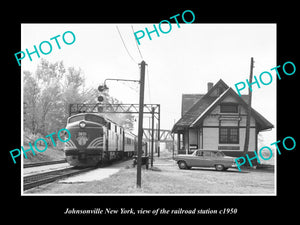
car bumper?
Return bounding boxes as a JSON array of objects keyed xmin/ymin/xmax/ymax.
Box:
[{"xmin": 231, "ymin": 163, "xmax": 238, "ymax": 168}]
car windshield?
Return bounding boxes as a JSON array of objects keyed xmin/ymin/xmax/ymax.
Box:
[
  {"xmin": 194, "ymin": 151, "xmax": 203, "ymax": 156},
  {"xmin": 85, "ymin": 114, "xmax": 106, "ymax": 125},
  {"xmin": 68, "ymin": 114, "xmax": 106, "ymax": 125},
  {"xmin": 68, "ymin": 115, "xmax": 85, "ymax": 123}
]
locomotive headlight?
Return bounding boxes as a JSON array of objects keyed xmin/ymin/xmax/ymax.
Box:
[{"xmin": 79, "ymin": 121, "xmax": 86, "ymax": 128}]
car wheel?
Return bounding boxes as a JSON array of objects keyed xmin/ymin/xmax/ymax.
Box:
[
  {"xmin": 178, "ymin": 161, "xmax": 188, "ymax": 169},
  {"xmin": 215, "ymin": 164, "xmax": 225, "ymax": 171}
]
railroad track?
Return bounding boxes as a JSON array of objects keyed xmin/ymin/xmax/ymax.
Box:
[
  {"xmin": 23, "ymin": 159, "xmax": 66, "ymax": 168},
  {"xmin": 23, "ymin": 167, "xmax": 94, "ymax": 191}
]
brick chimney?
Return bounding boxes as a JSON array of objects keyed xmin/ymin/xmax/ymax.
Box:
[{"xmin": 207, "ymin": 82, "xmax": 214, "ymax": 92}]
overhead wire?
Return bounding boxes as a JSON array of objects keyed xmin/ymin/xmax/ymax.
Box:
[
  {"xmin": 130, "ymin": 25, "xmax": 150, "ymax": 103},
  {"xmin": 116, "ymin": 25, "xmax": 138, "ymax": 64},
  {"xmin": 131, "ymin": 25, "xmax": 144, "ymax": 61},
  {"xmin": 115, "ymin": 25, "xmax": 151, "ymax": 104}
]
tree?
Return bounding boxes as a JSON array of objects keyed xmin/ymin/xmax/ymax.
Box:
[
  {"xmin": 35, "ymin": 59, "xmax": 64, "ymax": 135},
  {"xmin": 23, "ymin": 71, "xmax": 40, "ymax": 134},
  {"xmin": 23, "ymin": 58, "xmax": 136, "ymax": 144},
  {"xmin": 23, "ymin": 59, "xmax": 86, "ymax": 138}
]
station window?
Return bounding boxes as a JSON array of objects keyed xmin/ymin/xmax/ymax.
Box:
[
  {"xmin": 220, "ymin": 103, "xmax": 238, "ymax": 113},
  {"xmin": 219, "ymin": 127, "xmax": 239, "ymax": 144}
]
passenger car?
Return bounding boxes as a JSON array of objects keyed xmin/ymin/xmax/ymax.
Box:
[{"xmin": 174, "ymin": 149, "xmax": 237, "ymax": 171}]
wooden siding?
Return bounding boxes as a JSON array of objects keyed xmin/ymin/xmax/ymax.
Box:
[
  {"xmin": 197, "ymin": 94, "xmax": 257, "ymax": 152},
  {"xmin": 201, "ymin": 127, "xmax": 256, "ymax": 152}
]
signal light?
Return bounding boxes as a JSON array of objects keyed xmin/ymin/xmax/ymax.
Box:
[
  {"xmin": 98, "ymin": 84, "xmax": 108, "ymax": 103},
  {"xmin": 98, "ymin": 96, "xmax": 104, "ymax": 102},
  {"xmin": 98, "ymin": 84, "xmax": 108, "ymax": 92}
]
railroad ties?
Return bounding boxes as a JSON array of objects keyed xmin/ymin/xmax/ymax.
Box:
[{"xmin": 23, "ymin": 167, "xmax": 93, "ymax": 191}]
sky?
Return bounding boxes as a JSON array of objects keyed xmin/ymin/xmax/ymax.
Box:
[{"xmin": 21, "ymin": 23, "xmax": 276, "ymax": 145}]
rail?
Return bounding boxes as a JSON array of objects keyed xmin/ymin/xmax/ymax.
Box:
[
  {"xmin": 23, "ymin": 167, "xmax": 94, "ymax": 191},
  {"xmin": 23, "ymin": 159, "xmax": 66, "ymax": 168}
]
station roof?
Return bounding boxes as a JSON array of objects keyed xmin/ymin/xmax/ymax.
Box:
[{"xmin": 172, "ymin": 79, "xmax": 274, "ymax": 133}]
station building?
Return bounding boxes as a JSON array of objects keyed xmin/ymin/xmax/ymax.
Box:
[{"xmin": 171, "ymin": 79, "xmax": 274, "ymax": 158}]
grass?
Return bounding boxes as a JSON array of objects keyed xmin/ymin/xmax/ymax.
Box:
[
  {"xmin": 22, "ymin": 144, "xmax": 65, "ymax": 164},
  {"xmin": 25, "ymin": 156, "xmax": 275, "ymax": 195}
]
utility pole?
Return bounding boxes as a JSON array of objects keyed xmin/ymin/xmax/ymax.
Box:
[
  {"xmin": 151, "ymin": 107, "xmax": 155, "ymax": 167},
  {"xmin": 157, "ymin": 104, "xmax": 160, "ymax": 157},
  {"xmin": 137, "ymin": 60, "xmax": 146, "ymax": 188},
  {"xmin": 243, "ymin": 57, "xmax": 254, "ymax": 157}
]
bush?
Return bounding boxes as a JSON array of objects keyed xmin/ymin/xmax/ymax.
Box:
[
  {"xmin": 23, "ymin": 128, "xmax": 44, "ymax": 145},
  {"xmin": 23, "ymin": 128, "xmax": 62, "ymax": 148}
]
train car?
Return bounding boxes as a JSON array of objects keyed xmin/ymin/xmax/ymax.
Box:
[
  {"xmin": 64, "ymin": 113, "xmax": 136, "ymax": 167},
  {"xmin": 124, "ymin": 132, "xmax": 137, "ymax": 158}
]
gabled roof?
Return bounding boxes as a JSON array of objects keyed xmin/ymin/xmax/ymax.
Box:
[
  {"xmin": 172, "ymin": 79, "xmax": 227, "ymax": 131},
  {"xmin": 181, "ymin": 94, "xmax": 204, "ymax": 116},
  {"xmin": 172, "ymin": 79, "xmax": 274, "ymax": 132}
]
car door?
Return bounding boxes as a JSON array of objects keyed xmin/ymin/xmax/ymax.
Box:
[
  {"xmin": 211, "ymin": 151, "xmax": 224, "ymax": 166},
  {"xmin": 189, "ymin": 150, "xmax": 206, "ymax": 167},
  {"xmin": 187, "ymin": 150, "xmax": 202, "ymax": 167},
  {"xmin": 202, "ymin": 151, "xmax": 213, "ymax": 167}
]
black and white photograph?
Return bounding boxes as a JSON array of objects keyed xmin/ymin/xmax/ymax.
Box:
[
  {"xmin": 4, "ymin": 5, "xmax": 298, "ymax": 220},
  {"xmin": 20, "ymin": 23, "xmax": 277, "ymax": 195}
]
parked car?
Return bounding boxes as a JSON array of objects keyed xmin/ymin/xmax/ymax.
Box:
[{"xmin": 174, "ymin": 149, "xmax": 237, "ymax": 171}]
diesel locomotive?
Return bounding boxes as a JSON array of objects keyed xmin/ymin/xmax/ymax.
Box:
[{"xmin": 64, "ymin": 113, "xmax": 145, "ymax": 167}]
